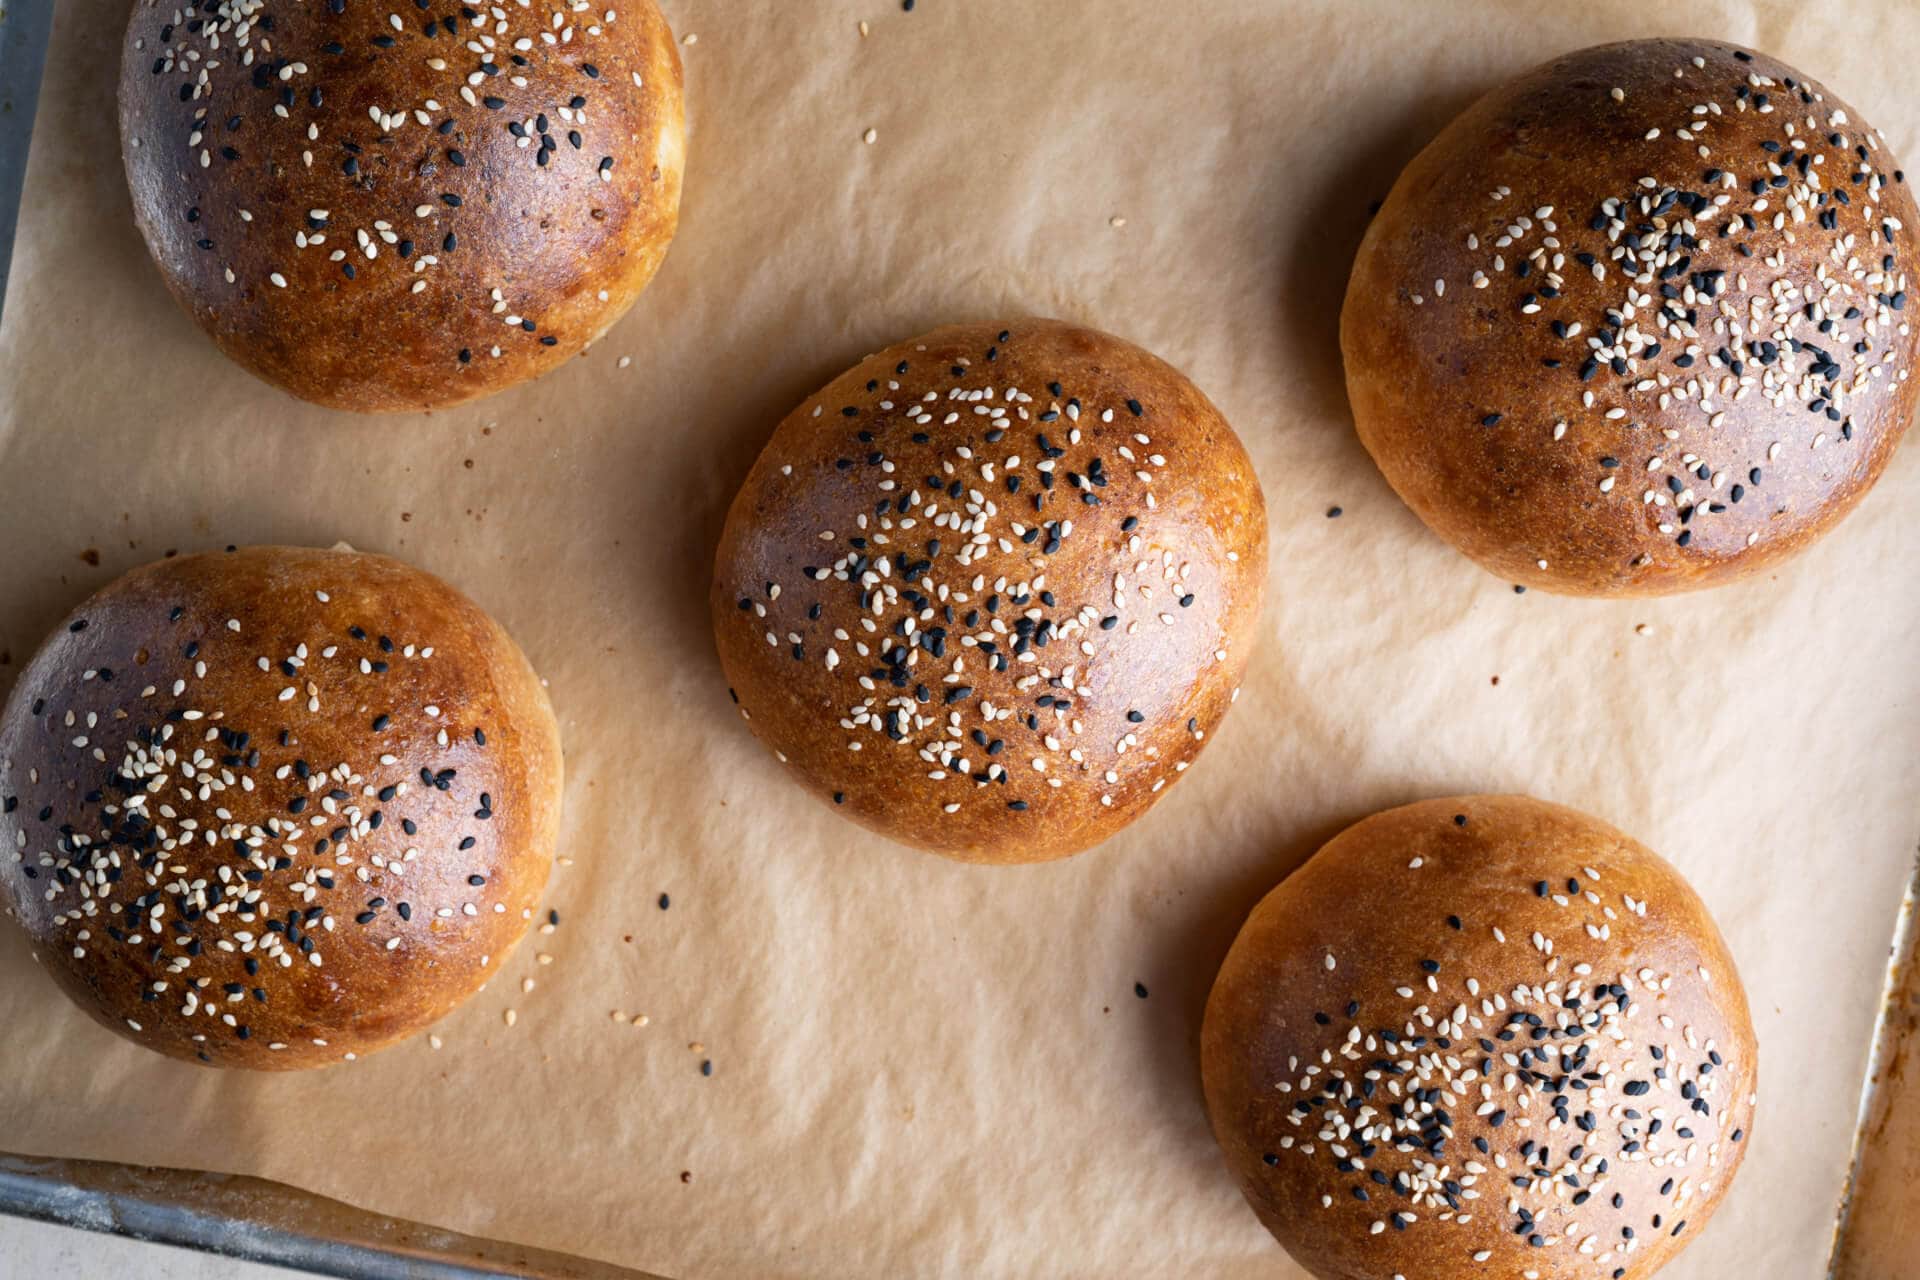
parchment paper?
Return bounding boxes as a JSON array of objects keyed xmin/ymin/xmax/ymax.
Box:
[{"xmin": 1, "ymin": 2, "xmax": 1916, "ymax": 1277}]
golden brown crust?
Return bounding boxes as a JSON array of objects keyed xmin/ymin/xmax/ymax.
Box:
[
  {"xmin": 1202, "ymin": 796, "xmax": 1757, "ymax": 1280},
  {"xmin": 118, "ymin": 0, "xmax": 686, "ymax": 412},
  {"xmin": 1343, "ymin": 38, "xmax": 1918, "ymax": 595},
  {"xmin": 0, "ymin": 547, "xmax": 563, "ymax": 1069},
  {"xmin": 711, "ymin": 320, "xmax": 1267, "ymax": 864}
]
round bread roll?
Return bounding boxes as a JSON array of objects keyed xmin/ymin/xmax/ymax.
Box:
[
  {"xmin": 1202, "ymin": 796, "xmax": 1757, "ymax": 1279},
  {"xmin": 711, "ymin": 320, "xmax": 1268, "ymax": 864},
  {"xmin": 0, "ymin": 547, "xmax": 563, "ymax": 1069},
  {"xmin": 119, "ymin": 0, "xmax": 685, "ymax": 412},
  {"xmin": 1343, "ymin": 38, "xmax": 1917, "ymax": 595}
]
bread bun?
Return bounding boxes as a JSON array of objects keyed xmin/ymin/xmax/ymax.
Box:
[
  {"xmin": 119, "ymin": 0, "xmax": 685, "ymax": 412},
  {"xmin": 1343, "ymin": 38, "xmax": 1917, "ymax": 595},
  {"xmin": 1202, "ymin": 796, "xmax": 1757, "ymax": 1279},
  {"xmin": 0, "ymin": 547, "xmax": 563, "ymax": 1069},
  {"xmin": 711, "ymin": 320, "xmax": 1267, "ymax": 864}
]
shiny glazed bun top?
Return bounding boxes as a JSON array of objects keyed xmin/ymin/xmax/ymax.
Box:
[
  {"xmin": 0, "ymin": 547, "xmax": 563, "ymax": 1069},
  {"xmin": 119, "ymin": 0, "xmax": 686, "ymax": 411},
  {"xmin": 712, "ymin": 320, "xmax": 1268, "ymax": 864},
  {"xmin": 1202, "ymin": 796, "xmax": 1757, "ymax": 1280},
  {"xmin": 1344, "ymin": 39, "xmax": 1917, "ymax": 595}
]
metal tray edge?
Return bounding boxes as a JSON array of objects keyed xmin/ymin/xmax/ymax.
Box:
[{"xmin": 0, "ymin": 1153, "xmax": 668, "ymax": 1280}]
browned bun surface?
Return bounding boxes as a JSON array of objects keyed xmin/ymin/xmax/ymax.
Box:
[
  {"xmin": 1343, "ymin": 38, "xmax": 1918, "ymax": 595},
  {"xmin": 0, "ymin": 547, "xmax": 563, "ymax": 1069},
  {"xmin": 711, "ymin": 320, "xmax": 1268, "ymax": 864},
  {"xmin": 1202, "ymin": 796, "xmax": 1757, "ymax": 1279},
  {"xmin": 119, "ymin": 0, "xmax": 685, "ymax": 412}
]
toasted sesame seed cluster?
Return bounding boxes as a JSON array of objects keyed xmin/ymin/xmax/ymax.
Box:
[
  {"xmin": 711, "ymin": 320, "xmax": 1268, "ymax": 863},
  {"xmin": 1203, "ymin": 796, "xmax": 1757, "ymax": 1280},
  {"xmin": 118, "ymin": 0, "xmax": 686, "ymax": 411},
  {"xmin": 1344, "ymin": 39, "xmax": 1918, "ymax": 595},
  {"xmin": 0, "ymin": 547, "xmax": 563, "ymax": 1068}
]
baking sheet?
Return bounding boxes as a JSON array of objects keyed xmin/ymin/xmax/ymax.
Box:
[
  {"xmin": 0, "ymin": 1153, "xmax": 667, "ymax": 1280},
  {"xmin": 1832, "ymin": 859, "xmax": 1920, "ymax": 1278},
  {"xmin": 0, "ymin": 0, "xmax": 56, "ymax": 322},
  {"xmin": 0, "ymin": 1, "xmax": 1916, "ymax": 1277}
]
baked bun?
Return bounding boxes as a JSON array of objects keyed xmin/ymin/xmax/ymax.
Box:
[
  {"xmin": 118, "ymin": 0, "xmax": 685, "ymax": 411},
  {"xmin": 0, "ymin": 547, "xmax": 562, "ymax": 1069},
  {"xmin": 1202, "ymin": 796, "xmax": 1757, "ymax": 1279},
  {"xmin": 711, "ymin": 320, "xmax": 1267, "ymax": 864},
  {"xmin": 1343, "ymin": 38, "xmax": 1917, "ymax": 595}
]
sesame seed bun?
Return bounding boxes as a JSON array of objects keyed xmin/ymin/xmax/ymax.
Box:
[
  {"xmin": 1201, "ymin": 795, "xmax": 1757, "ymax": 1279},
  {"xmin": 1342, "ymin": 38, "xmax": 1917, "ymax": 595},
  {"xmin": 0, "ymin": 547, "xmax": 563, "ymax": 1069},
  {"xmin": 711, "ymin": 320, "xmax": 1268, "ymax": 864},
  {"xmin": 118, "ymin": 0, "xmax": 685, "ymax": 412}
]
